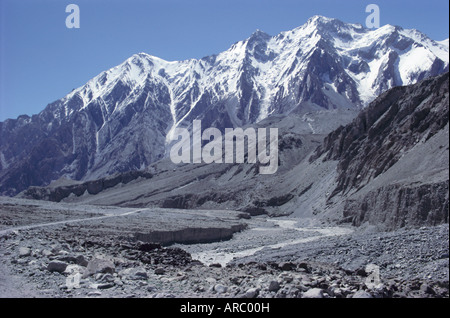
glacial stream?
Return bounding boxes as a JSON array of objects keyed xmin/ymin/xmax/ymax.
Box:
[{"xmin": 181, "ymin": 218, "xmax": 354, "ymax": 266}]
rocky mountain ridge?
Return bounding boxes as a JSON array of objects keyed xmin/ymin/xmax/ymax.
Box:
[{"xmin": 1, "ymin": 16, "xmax": 448, "ymax": 195}]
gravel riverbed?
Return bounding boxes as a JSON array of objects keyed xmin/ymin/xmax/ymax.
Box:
[{"xmin": 0, "ymin": 204, "xmax": 447, "ymax": 298}]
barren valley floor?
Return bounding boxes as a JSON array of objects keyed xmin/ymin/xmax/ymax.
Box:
[{"xmin": 0, "ymin": 197, "xmax": 448, "ymax": 298}]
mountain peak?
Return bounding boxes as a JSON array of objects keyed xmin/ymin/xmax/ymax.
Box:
[
  {"xmin": 378, "ymin": 24, "xmax": 403, "ymax": 33},
  {"xmin": 307, "ymin": 15, "xmax": 338, "ymax": 25},
  {"xmin": 128, "ymin": 52, "xmax": 157, "ymax": 63},
  {"xmin": 303, "ymin": 15, "xmax": 371, "ymax": 36},
  {"xmin": 249, "ymin": 29, "xmax": 272, "ymax": 41}
]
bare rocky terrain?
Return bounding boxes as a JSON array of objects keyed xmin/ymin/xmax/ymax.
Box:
[
  {"xmin": 1, "ymin": 74, "xmax": 448, "ymax": 299},
  {"xmin": 0, "ymin": 197, "xmax": 447, "ymax": 298}
]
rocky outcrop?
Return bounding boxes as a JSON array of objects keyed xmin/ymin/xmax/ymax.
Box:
[
  {"xmin": 134, "ymin": 224, "xmax": 247, "ymax": 246},
  {"xmin": 19, "ymin": 170, "xmax": 153, "ymax": 202},
  {"xmin": 311, "ymin": 73, "xmax": 449, "ymax": 229},
  {"xmin": 312, "ymin": 73, "xmax": 449, "ymax": 196},
  {"xmin": 343, "ymin": 180, "xmax": 449, "ymax": 231},
  {"xmin": 0, "ymin": 97, "xmax": 169, "ymax": 196}
]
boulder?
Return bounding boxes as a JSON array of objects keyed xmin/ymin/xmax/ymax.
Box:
[
  {"xmin": 302, "ymin": 288, "xmax": 324, "ymax": 298},
  {"xmin": 42, "ymin": 249, "xmax": 53, "ymax": 257},
  {"xmin": 279, "ymin": 262, "xmax": 295, "ymax": 271},
  {"xmin": 83, "ymin": 258, "xmax": 115, "ymax": 278},
  {"xmin": 76, "ymin": 255, "xmax": 88, "ymax": 267},
  {"xmin": 47, "ymin": 261, "xmax": 68, "ymax": 273},
  {"xmin": 120, "ymin": 267, "xmax": 149, "ymax": 280},
  {"xmin": 18, "ymin": 247, "xmax": 31, "ymax": 257},
  {"xmin": 268, "ymin": 280, "xmax": 281, "ymax": 292},
  {"xmin": 243, "ymin": 288, "xmax": 259, "ymax": 298},
  {"xmin": 214, "ymin": 284, "xmax": 228, "ymax": 294}
]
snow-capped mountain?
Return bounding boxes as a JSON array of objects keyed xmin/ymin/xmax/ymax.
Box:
[{"xmin": 1, "ymin": 16, "xmax": 448, "ymax": 195}]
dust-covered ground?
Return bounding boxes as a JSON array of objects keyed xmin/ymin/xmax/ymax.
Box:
[{"xmin": 0, "ymin": 197, "xmax": 448, "ymax": 298}]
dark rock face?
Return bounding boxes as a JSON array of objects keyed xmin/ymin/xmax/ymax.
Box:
[
  {"xmin": 134, "ymin": 224, "xmax": 247, "ymax": 246},
  {"xmin": 313, "ymin": 73, "xmax": 449, "ymax": 195},
  {"xmin": 312, "ymin": 72, "xmax": 449, "ymax": 229},
  {"xmin": 20, "ymin": 170, "xmax": 153, "ymax": 202},
  {"xmin": 0, "ymin": 96, "xmax": 169, "ymax": 196},
  {"xmin": 343, "ymin": 181, "xmax": 449, "ymax": 230}
]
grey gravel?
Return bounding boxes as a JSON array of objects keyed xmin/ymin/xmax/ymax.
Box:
[{"xmin": 0, "ymin": 198, "xmax": 448, "ymax": 298}]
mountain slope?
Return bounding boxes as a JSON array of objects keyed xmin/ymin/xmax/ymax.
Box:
[
  {"xmin": 321, "ymin": 72, "xmax": 449, "ymax": 230},
  {"xmin": 21, "ymin": 73, "xmax": 450, "ymax": 231},
  {"xmin": 312, "ymin": 72, "xmax": 449, "ymax": 195},
  {"xmin": 1, "ymin": 16, "xmax": 449, "ymax": 195}
]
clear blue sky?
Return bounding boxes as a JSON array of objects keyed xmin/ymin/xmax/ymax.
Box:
[{"xmin": 0, "ymin": 0, "xmax": 448, "ymax": 121}]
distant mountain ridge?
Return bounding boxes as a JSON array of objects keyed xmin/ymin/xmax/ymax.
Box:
[{"xmin": 1, "ymin": 16, "xmax": 449, "ymax": 195}]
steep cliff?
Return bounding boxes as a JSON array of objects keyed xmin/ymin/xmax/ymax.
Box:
[{"xmin": 313, "ymin": 73, "xmax": 449, "ymax": 229}]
